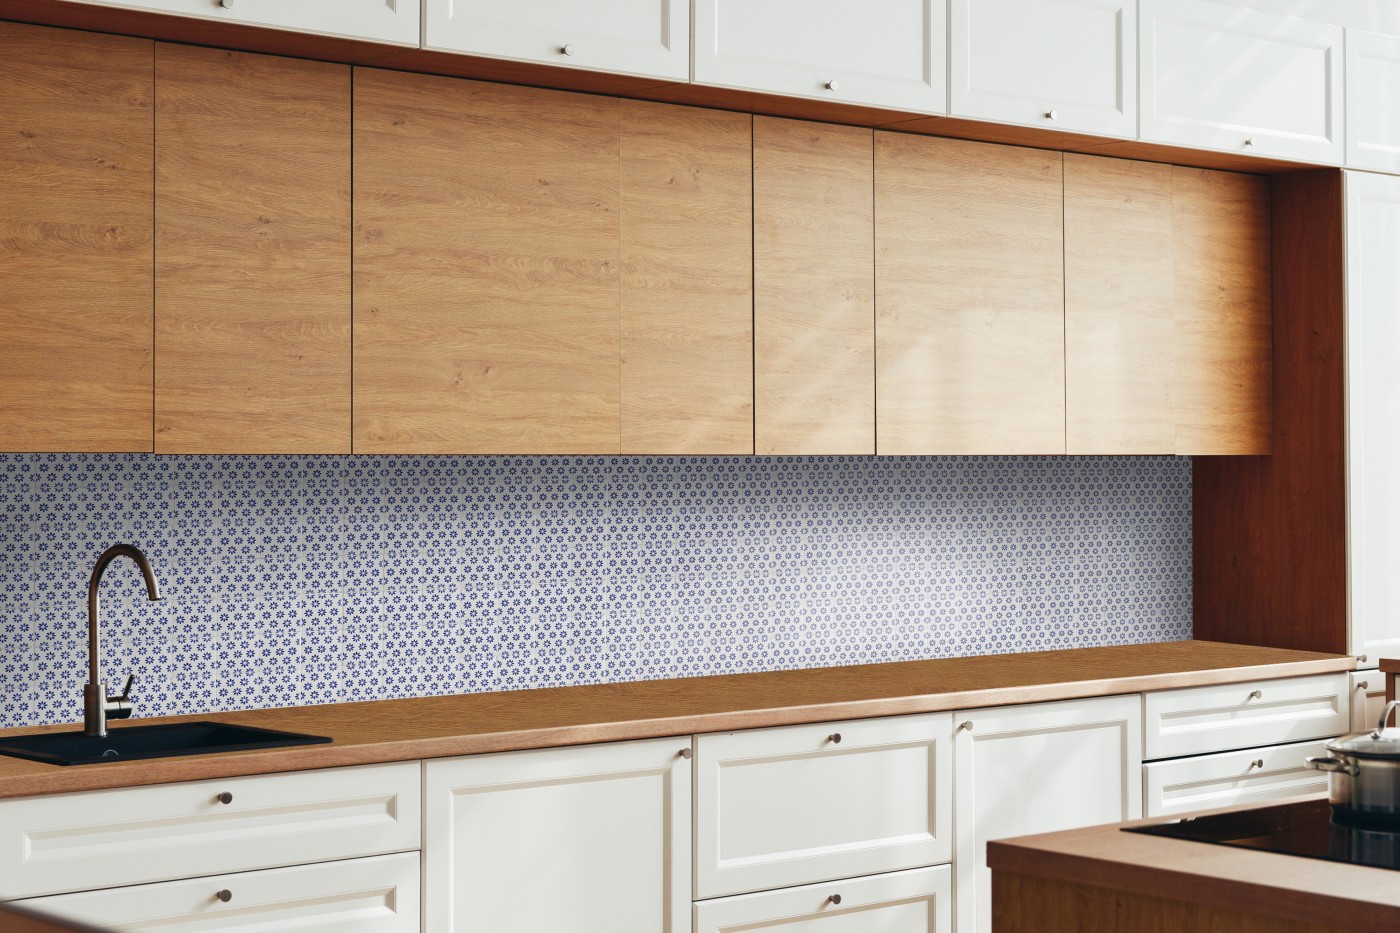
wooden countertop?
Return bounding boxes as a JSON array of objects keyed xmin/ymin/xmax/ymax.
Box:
[
  {"xmin": 987, "ymin": 794, "xmax": 1400, "ymax": 933},
  {"xmin": 0, "ymin": 639, "xmax": 1352, "ymax": 799}
]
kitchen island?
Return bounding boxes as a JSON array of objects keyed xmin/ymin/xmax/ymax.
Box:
[{"xmin": 988, "ymin": 794, "xmax": 1400, "ymax": 933}]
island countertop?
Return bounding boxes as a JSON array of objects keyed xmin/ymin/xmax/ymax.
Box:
[{"xmin": 0, "ymin": 639, "xmax": 1354, "ymax": 799}]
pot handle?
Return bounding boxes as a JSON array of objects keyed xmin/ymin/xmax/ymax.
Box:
[
  {"xmin": 1305, "ymin": 756, "xmax": 1351, "ymax": 773},
  {"xmin": 1374, "ymin": 700, "xmax": 1400, "ymax": 738}
]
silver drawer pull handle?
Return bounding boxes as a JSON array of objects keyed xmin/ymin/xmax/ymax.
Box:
[
  {"xmin": 1247, "ymin": 759, "xmax": 1264, "ymax": 772},
  {"xmin": 678, "ymin": 747, "xmax": 692, "ymax": 760},
  {"xmin": 216, "ymin": 791, "xmax": 233, "ymax": 805},
  {"xmin": 828, "ymin": 733, "xmax": 842, "ymax": 745},
  {"xmin": 1247, "ymin": 690, "xmax": 1263, "ymax": 701},
  {"xmin": 828, "ymin": 894, "xmax": 842, "ymax": 905},
  {"xmin": 215, "ymin": 890, "xmax": 233, "ymax": 903}
]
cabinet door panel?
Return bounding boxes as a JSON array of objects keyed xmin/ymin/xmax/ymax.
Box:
[
  {"xmin": 1171, "ymin": 167, "xmax": 1272, "ymax": 454},
  {"xmin": 64, "ymin": 0, "xmax": 419, "ymax": 45},
  {"xmin": 694, "ymin": 0, "xmax": 946, "ymax": 114},
  {"xmin": 1064, "ymin": 155, "xmax": 1175, "ymax": 454},
  {"xmin": 353, "ymin": 70, "xmax": 622, "ymax": 453},
  {"xmin": 620, "ymin": 102, "xmax": 752, "ymax": 453},
  {"xmin": 754, "ymin": 117, "xmax": 874, "ymax": 454},
  {"xmin": 0, "ymin": 23, "xmax": 153, "ymax": 452},
  {"xmin": 954, "ymin": 694, "xmax": 1142, "ymax": 933},
  {"xmin": 694, "ymin": 865, "xmax": 951, "ymax": 933},
  {"xmin": 155, "ymin": 44, "xmax": 350, "ymax": 453},
  {"xmin": 951, "ymin": 0, "xmax": 1135, "ymax": 138},
  {"xmin": 875, "ymin": 134, "xmax": 1064, "ymax": 454},
  {"xmin": 424, "ymin": 0, "xmax": 688, "ymax": 81},
  {"xmin": 424, "ymin": 737, "xmax": 690, "ymax": 933},
  {"xmin": 1140, "ymin": 0, "xmax": 1343, "ymax": 164},
  {"xmin": 1345, "ymin": 171, "xmax": 1400, "ymax": 664},
  {"xmin": 18, "ymin": 853, "xmax": 419, "ymax": 933},
  {"xmin": 1346, "ymin": 30, "xmax": 1400, "ymax": 173}
]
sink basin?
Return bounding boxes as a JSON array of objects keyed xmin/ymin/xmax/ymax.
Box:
[{"xmin": 0, "ymin": 721, "xmax": 331, "ymax": 766}]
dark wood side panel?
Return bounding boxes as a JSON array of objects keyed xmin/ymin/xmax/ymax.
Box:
[{"xmin": 1193, "ymin": 170, "xmax": 1347, "ymax": 653}]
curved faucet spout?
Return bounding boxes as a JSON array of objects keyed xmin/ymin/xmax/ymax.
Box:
[{"xmin": 85, "ymin": 543, "xmax": 161, "ymax": 737}]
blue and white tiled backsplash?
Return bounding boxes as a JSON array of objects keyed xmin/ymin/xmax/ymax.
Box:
[{"xmin": 0, "ymin": 454, "xmax": 1191, "ymax": 729}]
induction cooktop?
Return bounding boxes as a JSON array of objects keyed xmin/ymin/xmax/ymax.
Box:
[{"xmin": 1126, "ymin": 798, "xmax": 1400, "ymax": 872}]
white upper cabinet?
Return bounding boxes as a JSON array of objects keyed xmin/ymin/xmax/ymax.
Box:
[
  {"xmin": 950, "ymin": 0, "xmax": 1137, "ymax": 138},
  {"xmin": 64, "ymin": 0, "xmax": 419, "ymax": 45},
  {"xmin": 1346, "ymin": 170, "xmax": 1400, "ymax": 667},
  {"xmin": 1140, "ymin": 0, "xmax": 1344, "ymax": 163},
  {"xmin": 1346, "ymin": 30, "xmax": 1400, "ymax": 173},
  {"xmin": 693, "ymin": 0, "xmax": 947, "ymax": 114},
  {"xmin": 423, "ymin": 0, "xmax": 689, "ymax": 80}
]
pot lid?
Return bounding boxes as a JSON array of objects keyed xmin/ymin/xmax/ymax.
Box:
[{"xmin": 1327, "ymin": 700, "xmax": 1400, "ymax": 758}]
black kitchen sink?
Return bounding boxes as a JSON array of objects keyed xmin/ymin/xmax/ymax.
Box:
[{"xmin": 0, "ymin": 721, "xmax": 331, "ymax": 766}]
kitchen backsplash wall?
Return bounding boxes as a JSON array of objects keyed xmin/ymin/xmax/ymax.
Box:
[{"xmin": 0, "ymin": 454, "xmax": 1190, "ymax": 729}]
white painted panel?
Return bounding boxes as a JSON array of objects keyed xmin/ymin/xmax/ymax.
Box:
[
  {"xmin": 1350, "ymin": 671, "xmax": 1388, "ymax": 731},
  {"xmin": 0, "ymin": 761, "xmax": 421, "ymax": 900},
  {"xmin": 1143, "ymin": 673, "xmax": 1350, "ymax": 759},
  {"xmin": 1141, "ymin": 0, "xmax": 1344, "ymax": 163},
  {"xmin": 62, "ymin": 0, "xmax": 418, "ymax": 45},
  {"xmin": 1143, "ymin": 740, "xmax": 1330, "ymax": 817},
  {"xmin": 953, "ymin": 694, "xmax": 1142, "ymax": 933},
  {"xmin": 424, "ymin": 0, "xmax": 688, "ymax": 80},
  {"xmin": 951, "ymin": 0, "xmax": 1136, "ymax": 138},
  {"xmin": 424, "ymin": 737, "xmax": 690, "ymax": 933},
  {"xmin": 1346, "ymin": 171, "xmax": 1400, "ymax": 666},
  {"xmin": 695, "ymin": 713, "xmax": 952, "ymax": 899},
  {"xmin": 1347, "ymin": 35, "xmax": 1400, "ymax": 190},
  {"xmin": 17, "ymin": 852, "xmax": 419, "ymax": 933},
  {"xmin": 693, "ymin": 865, "xmax": 951, "ymax": 933},
  {"xmin": 694, "ymin": 0, "xmax": 946, "ymax": 114}
]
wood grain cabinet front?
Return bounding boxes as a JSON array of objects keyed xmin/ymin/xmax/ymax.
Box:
[
  {"xmin": 694, "ymin": 865, "xmax": 952, "ymax": 933},
  {"xmin": 16, "ymin": 852, "xmax": 420, "ymax": 933},
  {"xmin": 695, "ymin": 713, "xmax": 953, "ymax": 900},
  {"xmin": 58, "ymin": 0, "xmax": 420, "ymax": 45},
  {"xmin": 0, "ymin": 761, "xmax": 422, "ymax": 900},
  {"xmin": 423, "ymin": 737, "xmax": 691, "ymax": 933}
]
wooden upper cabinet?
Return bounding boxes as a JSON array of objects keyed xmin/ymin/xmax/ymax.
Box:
[
  {"xmin": 1064, "ymin": 155, "xmax": 1175, "ymax": 454},
  {"xmin": 874, "ymin": 134, "xmax": 1065, "ymax": 455},
  {"xmin": 754, "ymin": 117, "xmax": 874, "ymax": 455},
  {"xmin": 354, "ymin": 70, "xmax": 622, "ymax": 454},
  {"xmin": 155, "ymin": 45, "xmax": 351, "ymax": 453},
  {"xmin": 620, "ymin": 102, "xmax": 753, "ymax": 454},
  {"xmin": 1171, "ymin": 167, "xmax": 1272, "ymax": 455},
  {"xmin": 0, "ymin": 23, "xmax": 153, "ymax": 452}
]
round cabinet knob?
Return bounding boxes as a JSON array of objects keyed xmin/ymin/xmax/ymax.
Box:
[
  {"xmin": 828, "ymin": 733, "xmax": 842, "ymax": 744},
  {"xmin": 1045, "ymin": 109, "xmax": 1058, "ymax": 121},
  {"xmin": 1360, "ymin": 681, "xmax": 1371, "ymax": 691},
  {"xmin": 959, "ymin": 721, "xmax": 974, "ymax": 732},
  {"xmin": 215, "ymin": 890, "xmax": 233, "ymax": 903},
  {"xmin": 1247, "ymin": 759, "xmax": 1265, "ymax": 772},
  {"xmin": 828, "ymin": 894, "xmax": 843, "ymax": 905},
  {"xmin": 1248, "ymin": 689, "xmax": 1263, "ymax": 701},
  {"xmin": 679, "ymin": 747, "xmax": 693, "ymax": 760},
  {"xmin": 824, "ymin": 80, "xmax": 839, "ymax": 92},
  {"xmin": 1243, "ymin": 138, "xmax": 1255, "ymax": 148},
  {"xmin": 216, "ymin": 791, "xmax": 233, "ymax": 805},
  {"xmin": 560, "ymin": 43, "xmax": 575, "ymax": 56},
  {"xmin": 218, "ymin": 0, "xmax": 234, "ymax": 8}
]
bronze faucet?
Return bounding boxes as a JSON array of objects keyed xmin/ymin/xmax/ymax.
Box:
[{"xmin": 84, "ymin": 544, "xmax": 161, "ymax": 737}]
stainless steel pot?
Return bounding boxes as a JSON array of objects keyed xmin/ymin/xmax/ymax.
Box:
[{"xmin": 1307, "ymin": 700, "xmax": 1400, "ymax": 830}]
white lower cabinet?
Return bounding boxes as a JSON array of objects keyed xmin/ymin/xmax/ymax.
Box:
[
  {"xmin": 1143, "ymin": 739, "xmax": 1330, "ymax": 818},
  {"xmin": 18, "ymin": 852, "xmax": 419, "ymax": 932},
  {"xmin": 423, "ymin": 736, "xmax": 692, "ymax": 933},
  {"xmin": 953, "ymin": 694, "xmax": 1143, "ymax": 933},
  {"xmin": 694, "ymin": 865, "xmax": 951, "ymax": 933},
  {"xmin": 1352, "ymin": 671, "xmax": 1389, "ymax": 732}
]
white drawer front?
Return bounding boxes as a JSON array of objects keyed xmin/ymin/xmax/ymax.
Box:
[
  {"xmin": 18, "ymin": 851, "xmax": 419, "ymax": 932},
  {"xmin": 694, "ymin": 865, "xmax": 951, "ymax": 933},
  {"xmin": 0, "ymin": 761, "xmax": 421, "ymax": 899},
  {"xmin": 1143, "ymin": 740, "xmax": 1330, "ymax": 818},
  {"xmin": 65, "ymin": 0, "xmax": 420, "ymax": 45},
  {"xmin": 424, "ymin": 0, "xmax": 689, "ymax": 81},
  {"xmin": 696, "ymin": 713, "xmax": 952, "ymax": 899},
  {"xmin": 1144, "ymin": 673, "xmax": 1349, "ymax": 760}
]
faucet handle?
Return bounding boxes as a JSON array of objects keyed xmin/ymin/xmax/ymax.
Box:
[
  {"xmin": 105, "ymin": 675, "xmax": 135, "ymax": 721},
  {"xmin": 118, "ymin": 675, "xmax": 135, "ymax": 701}
]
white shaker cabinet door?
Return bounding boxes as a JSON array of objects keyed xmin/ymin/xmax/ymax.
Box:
[
  {"xmin": 424, "ymin": 0, "xmax": 689, "ymax": 80},
  {"xmin": 953, "ymin": 694, "xmax": 1142, "ymax": 933},
  {"xmin": 423, "ymin": 736, "xmax": 692, "ymax": 933},
  {"xmin": 950, "ymin": 0, "xmax": 1136, "ymax": 138},
  {"xmin": 694, "ymin": 865, "xmax": 952, "ymax": 933},
  {"xmin": 61, "ymin": 0, "xmax": 419, "ymax": 45},
  {"xmin": 1140, "ymin": 0, "xmax": 1343, "ymax": 164},
  {"xmin": 693, "ymin": 0, "xmax": 946, "ymax": 114},
  {"xmin": 1346, "ymin": 30, "xmax": 1400, "ymax": 174},
  {"xmin": 1346, "ymin": 170, "xmax": 1400, "ymax": 668}
]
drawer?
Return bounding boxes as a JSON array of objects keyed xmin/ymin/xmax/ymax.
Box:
[
  {"xmin": 1144, "ymin": 673, "xmax": 1349, "ymax": 760},
  {"xmin": 66, "ymin": 0, "xmax": 420, "ymax": 46},
  {"xmin": 695, "ymin": 713, "xmax": 952, "ymax": 899},
  {"xmin": 18, "ymin": 851, "xmax": 419, "ymax": 932},
  {"xmin": 0, "ymin": 761, "xmax": 421, "ymax": 899},
  {"xmin": 694, "ymin": 865, "xmax": 951, "ymax": 933},
  {"xmin": 1143, "ymin": 739, "xmax": 1330, "ymax": 818}
]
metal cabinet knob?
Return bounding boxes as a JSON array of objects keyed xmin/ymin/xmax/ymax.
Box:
[
  {"xmin": 560, "ymin": 44, "xmax": 575, "ymax": 56},
  {"xmin": 828, "ymin": 894, "xmax": 843, "ymax": 905},
  {"xmin": 1247, "ymin": 759, "xmax": 1264, "ymax": 772},
  {"xmin": 216, "ymin": 791, "xmax": 233, "ymax": 805},
  {"xmin": 219, "ymin": 0, "xmax": 234, "ymax": 8},
  {"xmin": 679, "ymin": 747, "xmax": 693, "ymax": 760},
  {"xmin": 1359, "ymin": 681, "xmax": 1370, "ymax": 691},
  {"xmin": 1045, "ymin": 109, "xmax": 1058, "ymax": 120},
  {"xmin": 959, "ymin": 721, "xmax": 974, "ymax": 732},
  {"xmin": 828, "ymin": 733, "xmax": 842, "ymax": 744},
  {"xmin": 1243, "ymin": 138, "xmax": 1255, "ymax": 147},
  {"xmin": 215, "ymin": 890, "xmax": 233, "ymax": 903},
  {"xmin": 1248, "ymin": 689, "xmax": 1263, "ymax": 701},
  {"xmin": 824, "ymin": 80, "xmax": 839, "ymax": 92}
]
